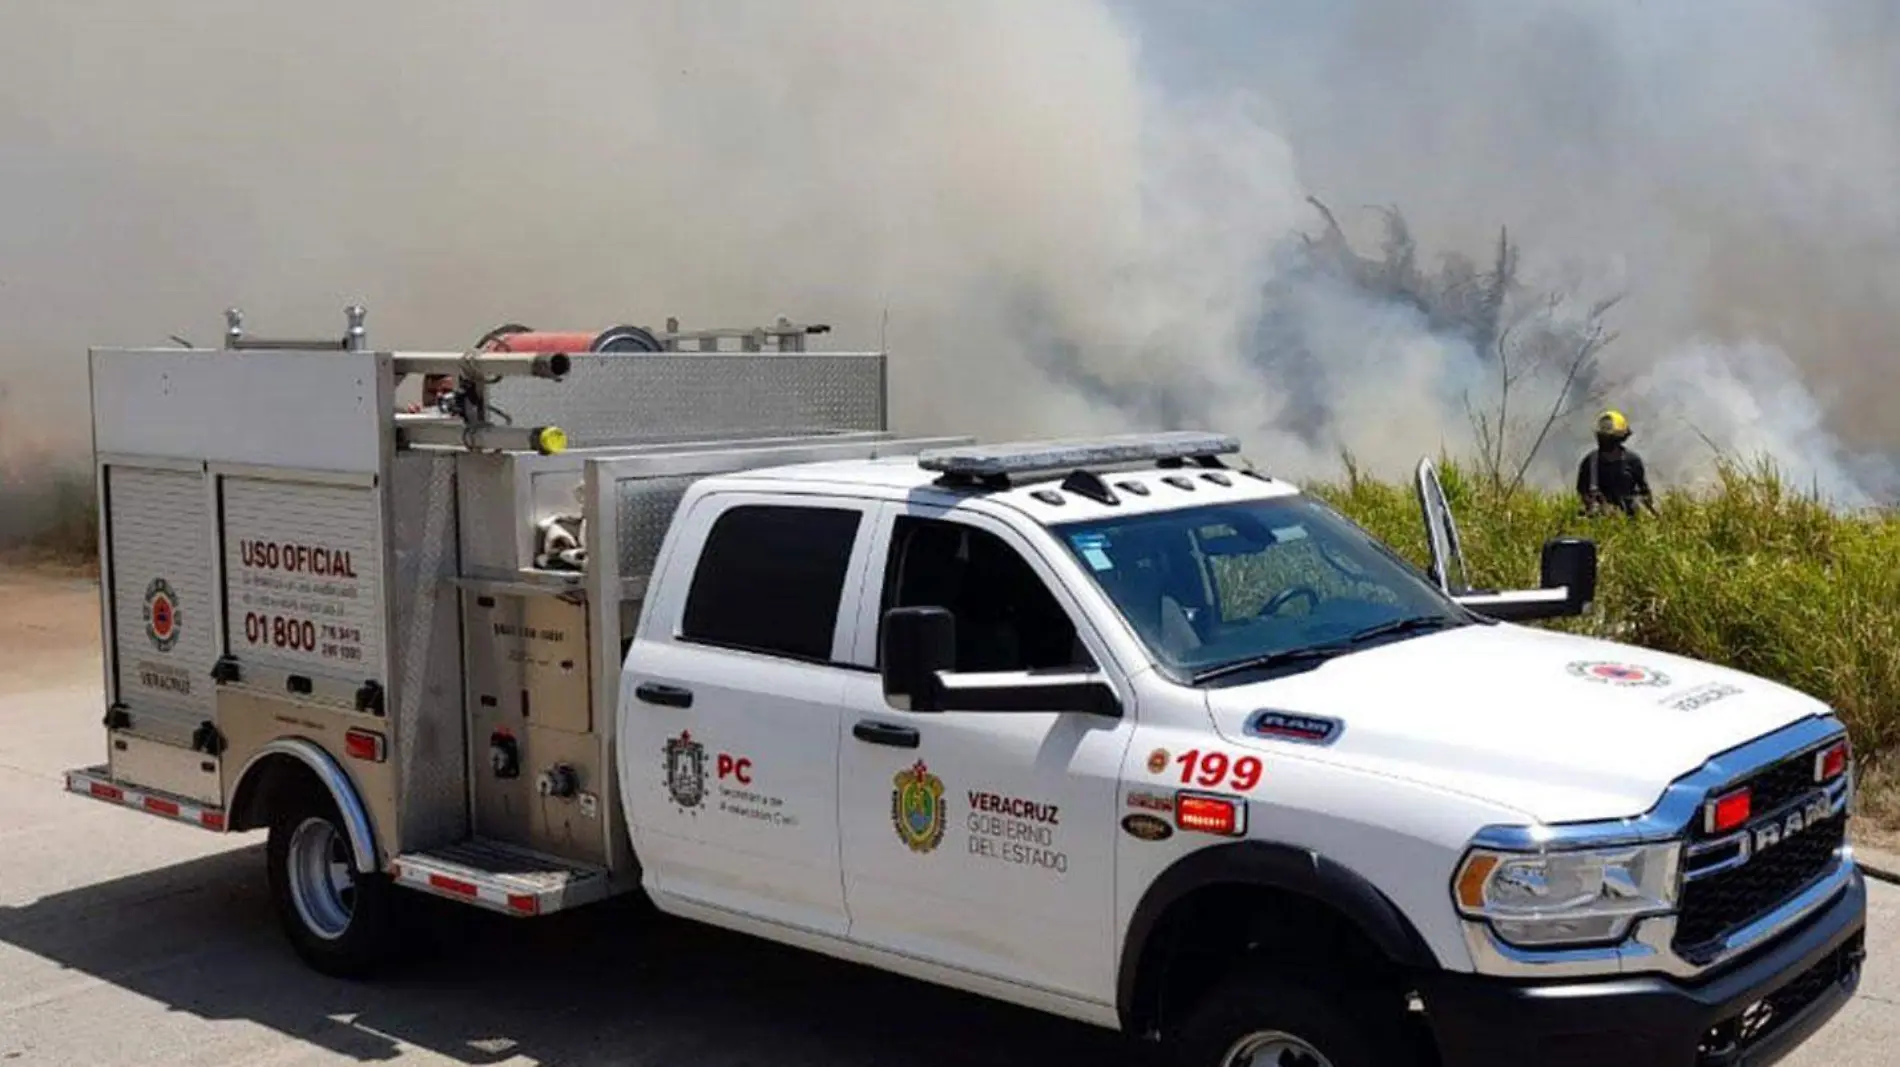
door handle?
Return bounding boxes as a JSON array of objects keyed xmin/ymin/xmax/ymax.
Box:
[
  {"xmin": 635, "ymin": 682, "xmax": 693, "ymax": 708},
  {"xmin": 853, "ymin": 719, "xmax": 919, "ymax": 749}
]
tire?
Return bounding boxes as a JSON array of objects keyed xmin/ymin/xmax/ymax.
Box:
[
  {"xmin": 1166, "ymin": 969, "xmax": 1418, "ymax": 1067},
  {"xmin": 264, "ymin": 785, "xmax": 400, "ymax": 979}
]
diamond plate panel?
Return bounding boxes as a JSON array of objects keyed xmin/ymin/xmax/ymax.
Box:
[
  {"xmin": 484, "ymin": 354, "xmax": 886, "ymax": 447},
  {"xmin": 456, "ymin": 453, "xmax": 524, "ymax": 572},
  {"xmin": 616, "ymin": 476, "xmax": 700, "ymax": 582},
  {"xmin": 389, "ymin": 451, "xmax": 469, "ymax": 852}
]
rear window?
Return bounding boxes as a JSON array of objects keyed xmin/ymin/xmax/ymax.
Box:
[{"xmin": 680, "ymin": 503, "xmax": 862, "ymax": 662}]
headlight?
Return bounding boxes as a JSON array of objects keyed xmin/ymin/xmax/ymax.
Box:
[{"xmin": 1452, "ymin": 842, "xmax": 1681, "ymax": 948}]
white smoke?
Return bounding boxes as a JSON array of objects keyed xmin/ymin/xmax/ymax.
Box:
[
  {"xmin": 1628, "ymin": 340, "xmax": 1899, "ymax": 508},
  {"xmin": 0, "ymin": 0, "xmax": 1895, "ymax": 533}
]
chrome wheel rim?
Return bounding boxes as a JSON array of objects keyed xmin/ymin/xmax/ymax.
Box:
[
  {"xmin": 287, "ymin": 816, "xmax": 355, "ymax": 940},
  {"xmin": 1221, "ymin": 1031, "xmax": 1334, "ymax": 1067}
]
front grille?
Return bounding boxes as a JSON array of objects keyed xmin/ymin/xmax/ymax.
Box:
[
  {"xmin": 1675, "ymin": 812, "xmax": 1844, "ymax": 954},
  {"xmin": 1690, "ymin": 748, "xmax": 1828, "ymax": 839}
]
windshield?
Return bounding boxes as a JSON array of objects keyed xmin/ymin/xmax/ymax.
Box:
[{"xmin": 1052, "ymin": 494, "xmax": 1472, "ymax": 681}]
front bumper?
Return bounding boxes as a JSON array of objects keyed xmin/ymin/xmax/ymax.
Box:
[{"xmin": 1419, "ymin": 866, "xmax": 1867, "ymax": 1067}]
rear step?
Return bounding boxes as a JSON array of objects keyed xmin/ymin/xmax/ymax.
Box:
[
  {"xmin": 64, "ymin": 764, "xmax": 228, "ymax": 831},
  {"xmin": 389, "ymin": 838, "xmax": 610, "ymax": 917}
]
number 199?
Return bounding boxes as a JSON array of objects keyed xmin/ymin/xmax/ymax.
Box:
[{"xmin": 1175, "ymin": 749, "xmax": 1263, "ymax": 791}]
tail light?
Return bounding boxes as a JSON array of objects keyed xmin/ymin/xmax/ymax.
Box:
[{"xmin": 345, "ymin": 728, "xmax": 387, "ymax": 763}]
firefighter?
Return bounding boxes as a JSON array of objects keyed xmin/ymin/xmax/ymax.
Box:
[{"xmin": 1577, "ymin": 409, "xmax": 1658, "ymax": 517}]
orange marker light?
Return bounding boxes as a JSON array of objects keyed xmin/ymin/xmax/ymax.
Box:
[
  {"xmin": 1174, "ymin": 792, "xmax": 1246, "ymax": 836},
  {"xmin": 1456, "ymin": 854, "xmax": 1501, "ymax": 911}
]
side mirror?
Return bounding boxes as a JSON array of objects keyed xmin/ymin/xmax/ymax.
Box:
[
  {"xmin": 1452, "ymin": 536, "xmax": 1599, "ymax": 623},
  {"xmin": 878, "ymin": 605, "xmax": 1121, "ymax": 718},
  {"xmin": 881, "ymin": 606, "xmax": 956, "ymax": 712},
  {"xmin": 1540, "ymin": 537, "xmax": 1597, "ymax": 608}
]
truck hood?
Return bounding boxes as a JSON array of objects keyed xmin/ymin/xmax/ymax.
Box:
[{"xmin": 1204, "ymin": 621, "xmax": 1832, "ymax": 825}]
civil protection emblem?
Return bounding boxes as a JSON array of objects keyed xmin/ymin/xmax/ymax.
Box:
[
  {"xmin": 1566, "ymin": 660, "xmax": 1670, "ymax": 688},
  {"xmin": 663, "ymin": 730, "xmax": 707, "ymax": 811},
  {"xmin": 891, "ymin": 760, "xmax": 947, "ymax": 854},
  {"xmin": 143, "ymin": 578, "xmax": 181, "ymax": 652}
]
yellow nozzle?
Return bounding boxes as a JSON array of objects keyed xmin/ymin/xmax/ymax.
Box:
[{"xmin": 532, "ymin": 426, "xmax": 569, "ymax": 455}]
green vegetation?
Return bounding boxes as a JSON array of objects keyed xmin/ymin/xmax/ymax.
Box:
[{"xmin": 1306, "ymin": 454, "xmax": 1900, "ymax": 769}]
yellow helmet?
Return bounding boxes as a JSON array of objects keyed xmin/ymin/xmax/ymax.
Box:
[{"xmin": 1596, "ymin": 409, "xmax": 1631, "ymax": 438}]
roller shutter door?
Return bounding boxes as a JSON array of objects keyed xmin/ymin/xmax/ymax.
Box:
[
  {"xmin": 107, "ymin": 465, "xmax": 217, "ymax": 746},
  {"xmin": 221, "ymin": 478, "xmax": 385, "ymax": 686}
]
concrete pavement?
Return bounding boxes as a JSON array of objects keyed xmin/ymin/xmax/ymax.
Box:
[{"xmin": 3, "ymin": 678, "xmax": 1897, "ymax": 1064}]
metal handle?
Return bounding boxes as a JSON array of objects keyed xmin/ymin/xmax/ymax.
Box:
[
  {"xmin": 852, "ymin": 719, "xmax": 920, "ymax": 749},
  {"xmin": 635, "ymin": 682, "xmax": 693, "ymax": 709}
]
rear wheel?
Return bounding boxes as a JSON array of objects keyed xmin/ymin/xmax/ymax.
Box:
[
  {"xmin": 265, "ymin": 786, "xmax": 400, "ymax": 978},
  {"xmin": 1167, "ymin": 969, "xmax": 1417, "ymax": 1067}
]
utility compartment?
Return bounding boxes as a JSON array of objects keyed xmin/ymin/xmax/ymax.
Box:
[
  {"xmin": 81, "ymin": 340, "xmax": 396, "ymax": 833},
  {"xmin": 219, "ymin": 475, "xmax": 386, "ymax": 691},
  {"xmin": 100, "ymin": 461, "xmax": 222, "ymax": 802},
  {"xmin": 463, "ymin": 589, "xmax": 605, "ymax": 866}
]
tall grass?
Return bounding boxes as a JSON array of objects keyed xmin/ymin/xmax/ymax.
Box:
[{"xmin": 1307, "ymin": 455, "xmax": 1900, "ymax": 765}]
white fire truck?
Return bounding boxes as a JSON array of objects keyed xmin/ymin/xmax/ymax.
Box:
[{"xmin": 66, "ymin": 306, "xmax": 1865, "ymax": 1066}]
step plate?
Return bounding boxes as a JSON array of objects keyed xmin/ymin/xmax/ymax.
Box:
[
  {"xmin": 389, "ymin": 838, "xmax": 611, "ymax": 917},
  {"xmin": 65, "ymin": 764, "xmax": 228, "ymax": 831}
]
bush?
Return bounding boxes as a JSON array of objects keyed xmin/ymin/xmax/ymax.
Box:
[{"xmin": 1305, "ymin": 455, "xmax": 1900, "ymax": 765}]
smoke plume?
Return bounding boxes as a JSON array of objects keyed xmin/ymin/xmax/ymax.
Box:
[{"xmin": 2, "ymin": 0, "xmax": 1896, "ymax": 547}]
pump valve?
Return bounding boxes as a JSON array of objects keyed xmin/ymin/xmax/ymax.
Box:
[{"xmin": 536, "ymin": 763, "xmax": 579, "ymax": 799}]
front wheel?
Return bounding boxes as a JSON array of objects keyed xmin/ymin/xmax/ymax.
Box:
[
  {"xmin": 265, "ymin": 786, "xmax": 401, "ymax": 978},
  {"xmin": 1168, "ymin": 970, "xmax": 1418, "ymax": 1067}
]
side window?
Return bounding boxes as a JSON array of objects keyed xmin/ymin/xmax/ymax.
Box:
[
  {"xmin": 879, "ymin": 516, "xmax": 1089, "ymax": 672},
  {"xmin": 681, "ymin": 503, "xmax": 862, "ymax": 662}
]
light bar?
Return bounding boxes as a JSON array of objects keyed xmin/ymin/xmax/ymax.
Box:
[{"xmin": 916, "ymin": 431, "xmax": 1240, "ymax": 479}]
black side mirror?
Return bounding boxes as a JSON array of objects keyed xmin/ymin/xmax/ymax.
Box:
[
  {"xmin": 878, "ymin": 604, "xmax": 1122, "ymax": 718},
  {"xmin": 881, "ymin": 605, "xmax": 956, "ymax": 712},
  {"xmin": 1451, "ymin": 536, "xmax": 1599, "ymax": 623},
  {"xmin": 1540, "ymin": 537, "xmax": 1598, "ymax": 608}
]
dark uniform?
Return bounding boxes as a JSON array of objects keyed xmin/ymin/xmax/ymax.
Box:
[{"xmin": 1577, "ymin": 409, "xmax": 1657, "ymax": 517}]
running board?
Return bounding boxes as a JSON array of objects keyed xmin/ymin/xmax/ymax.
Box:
[
  {"xmin": 388, "ymin": 838, "xmax": 612, "ymax": 917},
  {"xmin": 64, "ymin": 764, "xmax": 228, "ymax": 831}
]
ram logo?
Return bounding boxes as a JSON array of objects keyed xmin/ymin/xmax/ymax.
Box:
[{"xmin": 1739, "ymin": 794, "xmax": 1835, "ymax": 862}]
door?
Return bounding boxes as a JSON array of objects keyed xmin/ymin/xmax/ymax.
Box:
[
  {"xmin": 836, "ymin": 503, "xmax": 1133, "ymax": 1003},
  {"xmin": 1414, "ymin": 457, "xmax": 1471, "ymax": 595},
  {"xmin": 103, "ymin": 462, "xmax": 223, "ymax": 803},
  {"xmin": 617, "ymin": 491, "xmax": 879, "ymax": 937}
]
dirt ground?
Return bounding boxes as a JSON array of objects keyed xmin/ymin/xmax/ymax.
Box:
[{"xmin": 0, "ymin": 564, "xmax": 103, "ymax": 695}]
